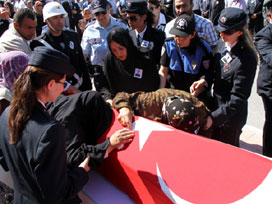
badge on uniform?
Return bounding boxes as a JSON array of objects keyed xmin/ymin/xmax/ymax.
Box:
[
  {"xmin": 60, "ymin": 42, "xmax": 65, "ymax": 49},
  {"xmin": 69, "ymin": 41, "xmax": 74, "ymax": 49},
  {"xmin": 191, "ymin": 60, "xmax": 197, "ymax": 70},
  {"xmin": 134, "ymin": 68, "xmax": 143, "ymax": 79},
  {"xmin": 224, "ymin": 63, "xmax": 231, "ymax": 72},
  {"xmin": 141, "ymin": 40, "xmax": 149, "ymax": 48},
  {"xmin": 221, "ymin": 52, "xmax": 232, "ymax": 64}
]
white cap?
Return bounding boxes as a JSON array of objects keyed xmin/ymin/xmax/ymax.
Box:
[{"xmin": 43, "ymin": 2, "xmax": 67, "ymax": 22}]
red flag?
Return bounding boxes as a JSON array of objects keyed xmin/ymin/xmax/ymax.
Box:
[{"xmin": 98, "ymin": 110, "xmax": 272, "ymax": 203}]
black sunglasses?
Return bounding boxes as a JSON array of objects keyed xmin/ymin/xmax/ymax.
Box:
[
  {"xmin": 94, "ymin": 11, "xmax": 106, "ymax": 16},
  {"xmin": 148, "ymin": 5, "xmax": 159, "ymax": 11},
  {"xmin": 127, "ymin": 15, "xmax": 142, "ymax": 22}
]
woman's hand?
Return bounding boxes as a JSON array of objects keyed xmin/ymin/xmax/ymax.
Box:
[
  {"xmin": 190, "ymin": 79, "xmax": 208, "ymax": 97},
  {"xmin": 79, "ymin": 156, "xmax": 91, "ymax": 172},
  {"xmin": 117, "ymin": 107, "xmax": 133, "ymax": 129},
  {"xmin": 108, "ymin": 128, "xmax": 135, "ymax": 153},
  {"xmin": 203, "ymin": 115, "xmax": 213, "ymax": 130}
]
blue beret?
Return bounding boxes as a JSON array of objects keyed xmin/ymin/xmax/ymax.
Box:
[
  {"xmin": 215, "ymin": 7, "xmax": 247, "ymax": 32},
  {"xmin": 28, "ymin": 46, "xmax": 75, "ymax": 76}
]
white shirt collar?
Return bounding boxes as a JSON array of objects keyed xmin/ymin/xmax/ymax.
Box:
[{"xmin": 135, "ymin": 25, "xmax": 147, "ymax": 39}]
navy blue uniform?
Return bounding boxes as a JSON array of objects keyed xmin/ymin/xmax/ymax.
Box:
[
  {"xmin": 0, "ymin": 103, "xmax": 88, "ymax": 204},
  {"xmin": 211, "ymin": 39, "xmax": 257, "ymax": 146},
  {"xmin": 160, "ymin": 37, "xmax": 213, "ymax": 104},
  {"xmin": 30, "ymin": 29, "xmax": 92, "ymax": 91},
  {"xmin": 255, "ymin": 23, "xmax": 272, "ymax": 156},
  {"xmin": 129, "ymin": 25, "xmax": 165, "ymax": 66}
]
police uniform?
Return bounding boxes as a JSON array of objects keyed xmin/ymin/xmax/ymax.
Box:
[
  {"xmin": 30, "ymin": 29, "xmax": 92, "ymax": 91},
  {"xmin": 211, "ymin": 8, "xmax": 257, "ymax": 146},
  {"xmin": 160, "ymin": 14, "xmax": 213, "ymax": 105},
  {"xmin": 126, "ymin": 0, "xmax": 166, "ymax": 66},
  {"xmin": 129, "ymin": 25, "xmax": 166, "ymax": 66},
  {"xmin": 255, "ymin": 13, "xmax": 272, "ymax": 156},
  {"xmin": 0, "ymin": 47, "xmax": 88, "ymax": 204},
  {"xmin": 81, "ymin": 16, "xmax": 127, "ymax": 67}
]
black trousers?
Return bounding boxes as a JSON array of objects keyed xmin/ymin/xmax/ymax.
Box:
[
  {"xmin": 261, "ymin": 96, "xmax": 272, "ymax": 157},
  {"xmin": 212, "ymin": 125, "xmax": 242, "ymax": 147}
]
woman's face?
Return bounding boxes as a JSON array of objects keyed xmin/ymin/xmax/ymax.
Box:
[
  {"xmin": 174, "ymin": 32, "xmax": 195, "ymax": 48},
  {"xmin": 220, "ymin": 30, "xmax": 243, "ymax": 45},
  {"xmin": 110, "ymin": 41, "xmax": 127, "ymax": 61},
  {"xmin": 46, "ymin": 75, "xmax": 66, "ymax": 102},
  {"xmin": 84, "ymin": 9, "xmax": 92, "ymax": 19}
]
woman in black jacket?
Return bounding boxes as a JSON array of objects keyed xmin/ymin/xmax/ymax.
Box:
[{"xmin": 96, "ymin": 27, "xmax": 160, "ymax": 104}]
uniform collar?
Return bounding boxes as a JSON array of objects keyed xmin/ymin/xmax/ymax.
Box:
[{"xmin": 135, "ymin": 25, "xmax": 147, "ymax": 39}]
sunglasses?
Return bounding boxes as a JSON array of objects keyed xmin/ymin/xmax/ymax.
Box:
[
  {"xmin": 94, "ymin": 11, "xmax": 106, "ymax": 16},
  {"xmin": 127, "ymin": 15, "xmax": 142, "ymax": 22},
  {"xmin": 56, "ymin": 80, "xmax": 70, "ymax": 91},
  {"xmin": 222, "ymin": 30, "xmax": 237, "ymax": 35},
  {"xmin": 148, "ymin": 5, "xmax": 158, "ymax": 11}
]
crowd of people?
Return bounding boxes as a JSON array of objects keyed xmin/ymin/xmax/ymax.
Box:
[{"xmin": 0, "ymin": 0, "xmax": 271, "ymax": 202}]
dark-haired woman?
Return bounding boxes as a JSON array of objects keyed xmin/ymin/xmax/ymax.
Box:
[
  {"xmin": 192, "ymin": 8, "xmax": 258, "ymax": 146},
  {"xmin": 0, "ymin": 47, "xmax": 90, "ymax": 204},
  {"xmin": 96, "ymin": 27, "xmax": 160, "ymax": 104}
]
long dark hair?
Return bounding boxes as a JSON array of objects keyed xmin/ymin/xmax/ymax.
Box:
[
  {"xmin": 238, "ymin": 26, "xmax": 259, "ymax": 62},
  {"xmin": 8, "ymin": 66, "xmax": 64, "ymax": 144}
]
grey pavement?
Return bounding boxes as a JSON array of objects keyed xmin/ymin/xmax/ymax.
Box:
[{"xmin": 240, "ymin": 71, "xmax": 264, "ymax": 155}]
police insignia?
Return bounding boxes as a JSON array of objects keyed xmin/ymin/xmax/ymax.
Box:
[
  {"xmin": 69, "ymin": 41, "xmax": 74, "ymax": 49},
  {"xmin": 224, "ymin": 63, "xmax": 231, "ymax": 72},
  {"xmin": 60, "ymin": 42, "xmax": 65, "ymax": 49},
  {"xmin": 56, "ymin": 6, "xmax": 60, "ymax": 10},
  {"xmin": 191, "ymin": 60, "xmax": 197, "ymax": 70},
  {"xmin": 177, "ymin": 18, "xmax": 187, "ymax": 30},
  {"xmin": 221, "ymin": 16, "xmax": 226, "ymax": 24}
]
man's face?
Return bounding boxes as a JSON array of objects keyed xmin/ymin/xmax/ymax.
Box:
[
  {"xmin": 15, "ymin": 17, "xmax": 37, "ymax": 40},
  {"xmin": 174, "ymin": 0, "xmax": 193, "ymax": 16},
  {"xmin": 147, "ymin": 2, "xmax": 160, "ymax": 18},
  {"xmin": 94, "ymin": 9, "xmax": 111, "ymax": 28},
  {"xmin": 126, "ymin": 12, "xmax": 146, "ymax": 30},
  {"xmin": 47, "ymin": 14, "xmax": 65, "ymax": 33}
]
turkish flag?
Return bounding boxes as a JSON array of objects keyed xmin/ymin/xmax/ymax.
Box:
[{"xmin": 98, "ymin": 110, "xmax": 272, "ymax": 204}]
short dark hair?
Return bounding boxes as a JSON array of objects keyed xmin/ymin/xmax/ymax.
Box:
[{"xmin": 13, "ymin": 8, "xmax": 36, "ymax": 26}]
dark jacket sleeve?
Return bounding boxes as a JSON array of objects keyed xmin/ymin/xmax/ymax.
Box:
[
  {"xmin": 94, "ymin": 52, "xmax": 114, "ymax": 100},
  {"xmin": 34, "ymin": 123, "xmax": 88, "ymax": 203},
  {"xmin": 256, "ymin": 26, "xmax": 272, "ymax": 67}
]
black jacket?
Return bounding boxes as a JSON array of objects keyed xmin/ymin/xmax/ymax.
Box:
[
  {"xmin": 62, "ymin": 1, "xmax": 82, "ymax": 31},
  {"xmin": 256, "ymin": 23, "xmax": 272, "ymax": 99},
  {"xmin": 46, "ymin": 91, "xmax": 113, "ymax": 168},
  {"xmin": 30, "ymin": 29, "xmax": 92, "ymax": 91},
  {"xmin": 129, "ymin": 25, "xmax": 165, "ymax": 66},
  {"xmin": 0, "ymin": 103, "xmax": 88, "ymax": 204},
  {"xmin": 211, "ymin": 39, "xmax": 257, "ymax": 128}
]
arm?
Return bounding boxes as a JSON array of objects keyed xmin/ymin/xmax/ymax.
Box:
[
  {"xmin": 34, "ymin": 123, "xmax": 89, "ymax": 203},
  {"xmin": 159, "ymin": 65, "xmax": 169, "ymax": 88},
  {"xmin": 256, "ymin": 32, "xmax": 272, "ymax": 67}
]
